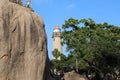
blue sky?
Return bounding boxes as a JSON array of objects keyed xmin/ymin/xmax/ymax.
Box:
[{"xmin": 29, "ymin": 0, "xmax": 120, "ymax": 60}]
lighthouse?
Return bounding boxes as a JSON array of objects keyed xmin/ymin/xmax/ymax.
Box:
[{"xmin": 52, "ymin": 25, "xmax": 62, "ymax": 60}]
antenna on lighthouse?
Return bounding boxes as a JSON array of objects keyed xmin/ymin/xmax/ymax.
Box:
[{"xmin": 25, "ymin": 0, "xmax": 32, "ymax": 8}]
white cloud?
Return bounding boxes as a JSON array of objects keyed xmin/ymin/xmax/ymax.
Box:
[
  {"xmin": 32, "ymin": 0, "xmax": 41, "ymax": 5},
  {"xmin": 66, "ymin": 4, "xmax": 75, "ymax": 10}
]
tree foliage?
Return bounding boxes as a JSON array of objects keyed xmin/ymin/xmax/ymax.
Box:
[
  {"xmin": 61, "ymin": 18, "xmax": 120, "ymax": 74},
  {"xmin": 51, "ymin": 49, "xmax": 67, "ymax": 70},
  {"xmin": 52, "ymin": 48, "xmax": 61, "ymax": 59}
]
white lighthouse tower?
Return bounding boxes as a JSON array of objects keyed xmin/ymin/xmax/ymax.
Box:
[{"xmin": 52, "ymin": 25, "xmax": 62, "ymax": 60}]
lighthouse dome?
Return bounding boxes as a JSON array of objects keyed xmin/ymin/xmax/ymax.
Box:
[{"xmin": 53, "ymin": 25, "xmax": 60, "ymax": 32}]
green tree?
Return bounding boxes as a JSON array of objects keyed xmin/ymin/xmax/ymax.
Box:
[
  {"xmin": 51, "ymin": 49, "xmax": 67, "ymax": 70},
  {"xmin": 52, "ymin": 48, "xmax": 61, "ymax": 59},
  {"xmin": 61, "ymin": 18, "xmax": 120, "ymax": 75}
]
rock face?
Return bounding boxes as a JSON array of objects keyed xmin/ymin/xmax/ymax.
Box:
[
  {"xmin": 9, "ymin": 0, "xmax": 22, "ymax": 4},
  {"xmin": 64, "ymin": 71, "xmax": 88, "ymax": 80},
  {"xmin": 0, "ymin": 0, "xmax": 49, "ymax": 80}
]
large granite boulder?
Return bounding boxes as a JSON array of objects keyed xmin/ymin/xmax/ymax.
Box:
[
  {"xmin": 0, "ymin": 0, "xmax": 49, "ymax": 80},
  {"xmin": 64, "ymin": 71, "xmax": 88, "ymax": 80}
]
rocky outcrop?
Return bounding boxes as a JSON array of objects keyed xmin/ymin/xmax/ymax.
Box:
[
  {"xmin": 64, "ymin": 71, "xmax": 88, "ymax": 80},
  {"xmin": 9, "ymin": 0, "xmax": 22, "ymax": 4},
  {"xmin": 0, "ymin": 0, "xmax": 49, "ymax": 80}
]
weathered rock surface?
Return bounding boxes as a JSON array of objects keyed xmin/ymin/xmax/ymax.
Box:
[
  {"xmin": 64, "ymin": 71, "xmax": 88, "ymax": 80},
  {"xmin": 0, "ymin": 0, "xmax": 49, "ymax": 80}
]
